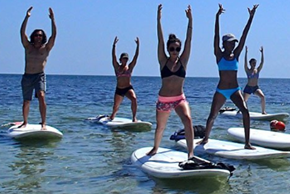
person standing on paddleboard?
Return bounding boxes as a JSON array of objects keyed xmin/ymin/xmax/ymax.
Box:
[
  {"xmin": 198, "ymin": 4, "xmax": 259, "ymax": 149},
  {"xmin": 109, "ymin": 37, "xmax": 139, "ymax": 122},
  {"xmin": 19, "ymin": 7, "xmax": 57, "ymax": 130},
  {"xmin": 243, "ymin": 46, "xmax": 266, "ymax": 114},
  {"xmin": 147, "ymin": 4, "xmax": 194, "ymax": 159}
]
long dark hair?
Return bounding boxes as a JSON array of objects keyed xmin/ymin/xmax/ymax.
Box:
[
  {"xmin": 30, "ymin": 29, "xmax": 47, "ymax": 44},
  {"xmin": 166, "ymin": 34, "xmax": 181, "ymax": 48}
]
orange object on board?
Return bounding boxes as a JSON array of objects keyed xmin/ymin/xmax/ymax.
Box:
[{"xmin": 270, "ymin": 120, "xmax": 286, "ymax": 131}]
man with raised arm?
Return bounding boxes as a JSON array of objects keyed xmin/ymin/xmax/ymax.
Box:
[{"xmin": 20, "ymin": 7, "xmax": 57, "ymax": 130}]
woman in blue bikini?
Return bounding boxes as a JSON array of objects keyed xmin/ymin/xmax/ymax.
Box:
[
  {"xmin": 199, "ymin": 4, "xmax": 259, "ymax": 149},
  {"xmin": 243, "ymin": 46, "xmax": 266, "ymax": 114},
  {"xmin": 110, "ymin": 36, "xmax": 139, "ymax": 122}
]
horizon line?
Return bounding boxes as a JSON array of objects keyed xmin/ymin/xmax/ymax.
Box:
[{"xmin": 0, "ymin": 73, "xmax": 289, "ymax": 79}]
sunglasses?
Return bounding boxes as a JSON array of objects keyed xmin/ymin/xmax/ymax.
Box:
[
  {"xmin": 34, "ymin": 34, "xmax": 43, "ymax": 37},
  {"xmin": 169, "ymin": 47, "xmax": 181, "ymax": 52}
]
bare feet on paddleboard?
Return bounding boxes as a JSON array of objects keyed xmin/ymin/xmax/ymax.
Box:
[
  {"xmin": 40, "ymin": 122, "xmax": 47, "ymax": 130},
  {"xmin": 244, "ymin": 143, "xmax": 255, "ymax": 150},
  {"xmin": 197, "ymin": 138, "xmax": 208, "ymax": 145},
  {"xmin": 18, "ymin": 122, "xmax": 27, "ymax": 128},
  {"xmin": 147, "ymin": 147, "xmax": 157, "ymax": 156}
]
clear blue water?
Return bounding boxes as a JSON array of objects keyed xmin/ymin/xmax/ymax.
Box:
[{"xmin": 0, "ymin": 74, "xmax": 290, "ymax": 194}]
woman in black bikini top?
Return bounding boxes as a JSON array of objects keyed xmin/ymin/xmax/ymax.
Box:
[
  {"xmin": 161, "ymin": 59, "xmax": 186, "ymax": 79},
  {"xmin": 147, "ymin": 4, "xmax": 194, "ymax": 159}
]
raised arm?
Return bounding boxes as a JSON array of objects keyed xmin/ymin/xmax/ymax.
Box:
[
  {"xmin": 180, "ymin": 5, "xmax": 192, "ymax": 67},
  {"xmin": 46, "ymin": 8, "xmax": 57, "ymax": 51},
  {"xmin": 157, "ymin": 4, "xmax": 167, "ymax": 67},
  {"xmin": 20, "ymin": 7, "xmax": 33, "ymax": 48},
  {"xmin": 244, "ymin": 46, "xmax": 249, "ymax": 72},
  {"xmin": 257, "ymin": 46, "xmax": 264, "ymax": 72},
  {"xmin": 234, "ymin": 4, "xmax": 259, "ymax": 58},
  {"xmin": 112, "ymin": 36, "xmax": 119, "ymax": 70},
  {"xmin": 128, "ymin": 37, "xmax": 139, "ymax": 71},
  {"xmin": 214, "ymin": 4, "xmax": 225, "ymax": 62}
]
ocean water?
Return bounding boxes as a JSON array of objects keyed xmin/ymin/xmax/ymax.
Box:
[{"xmin": 0, "ymin": 74, "xmax": 289, "ymax": 194}]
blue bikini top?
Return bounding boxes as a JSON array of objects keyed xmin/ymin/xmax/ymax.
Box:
[
  {"xmin": 247, "ymin": 71, "xmax": 259, "ymax": 79},
  {"xmin": 218, "ymin": 57, "xmax": 238, "ymax": 71}
]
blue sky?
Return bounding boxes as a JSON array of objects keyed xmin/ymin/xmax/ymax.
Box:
[{"xmin": 0, "ymin": 0, "xmax": 289, "ymax": 78}]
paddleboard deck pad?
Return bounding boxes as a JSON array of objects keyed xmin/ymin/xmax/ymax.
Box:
[
  {"xmin": 131, "ymin": 147, "xmax": 234, "ymax": 179},
  {"xmin": 7, "ymin": 123, "xmax": 63, "ymax": 140},
  {"xmin": 228, "ymin": 127, "xmax": 290, "ymax": 150},
  {"xmin": 219, "ymin": 107, "xmax": 289, "ymax": 121},
  {"xmin": 176, "ymin": 138, "xmax": 290, "ymax": 160},
  {"xmin": 87, "ymin": 115, "xmax": 152, "ymax": 131}
]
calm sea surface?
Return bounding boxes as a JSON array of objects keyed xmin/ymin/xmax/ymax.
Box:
[{"xmin": 0, "ymin": 74, "xmax": 289, "ymax": 194}]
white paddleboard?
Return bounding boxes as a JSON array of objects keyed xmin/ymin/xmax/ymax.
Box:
[
  {"xmin": 228, "ymin": 127, "xmax": 290, "ymax": 149},
  {"xmin": 7, "ymin": 123, "xmax": 63, "ymax": 140},
  {"xmin": 220, "ymin": 110, "xmax": 289, "ymax": 121},
  {"xmin": 87, "ymin": 115, "xmax": 152, "ymax": 131},
  {"xmin": 131, "ymin": 147, "xmax": 231, "ymax": 179},
  {"xmin": 176, "ymin": 138, "xmax": 290, "ymax": 160}
]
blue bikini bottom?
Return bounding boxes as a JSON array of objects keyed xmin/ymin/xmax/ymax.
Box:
[{"xmin": 216, "ymin": 87, "xmax": 241, "ymax": 99}]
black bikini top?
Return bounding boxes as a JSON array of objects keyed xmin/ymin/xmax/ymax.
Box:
[{"xmin": 161, "ymin": 60, "xmax": 186, "ymax": 79}]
